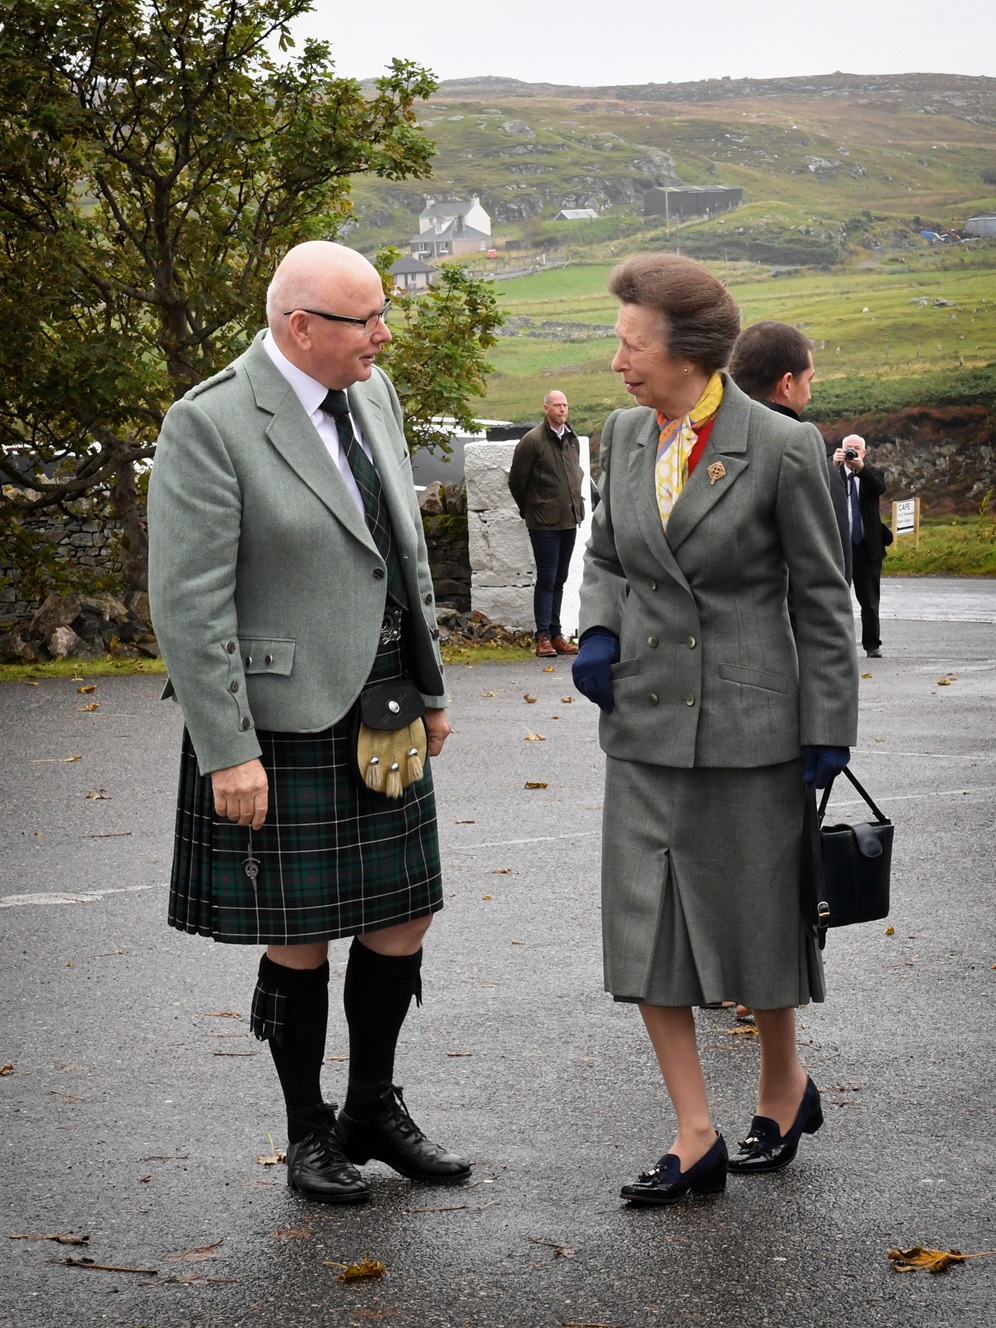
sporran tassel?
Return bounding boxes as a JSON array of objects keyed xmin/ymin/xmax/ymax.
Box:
[
  {"xmin": 365, "ymin": 753, "xmax": 383, "ymax": 793},
  {"xmin": 405, "ymin": 724, "xmax": 424, "ymax": 783}
]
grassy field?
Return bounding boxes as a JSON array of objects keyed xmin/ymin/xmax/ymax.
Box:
[{"xmin": 479, "ymin": 248, "xmax": 996, "ymax": 433}]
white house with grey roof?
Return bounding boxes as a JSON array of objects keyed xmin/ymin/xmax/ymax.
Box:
[{"xmin": 419, "ymin": 195, "xmax": 491, "ymax": 236}]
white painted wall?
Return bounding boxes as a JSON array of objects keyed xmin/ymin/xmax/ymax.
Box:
[{"xmin": 464, "ymin": 436, "xmax": 593, "ymax": 638}]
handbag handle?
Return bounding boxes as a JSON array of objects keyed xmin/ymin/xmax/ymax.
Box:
[{"xmin": 817, "ymin": 765, "xmax": 890, "ymax": 826}]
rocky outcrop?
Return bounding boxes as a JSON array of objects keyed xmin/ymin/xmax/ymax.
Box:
[
  {"xmin": 818, "ymin": 405, "xmax": 995, "ymax": 513},
  {"xmin": 0, "ymin": 591, "xmax": 159, "ymax": 663}
]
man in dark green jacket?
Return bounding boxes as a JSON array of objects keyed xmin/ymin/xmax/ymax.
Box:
[{"xmin": 508, "ymin": 390, "xmax": 585, "ymax": 657}]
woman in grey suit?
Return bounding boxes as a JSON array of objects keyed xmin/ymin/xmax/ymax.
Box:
[{"xmin": 573, "ymin": 254, "xmax": 858, "ymax": 1205}]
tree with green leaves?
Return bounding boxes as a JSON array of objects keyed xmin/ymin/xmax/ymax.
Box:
[{"xmin": 0, "ymin": 0, "xmax": 501, "ymax": 605}]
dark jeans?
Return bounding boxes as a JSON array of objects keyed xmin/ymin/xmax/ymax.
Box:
[
  {"xmin": 528, "ymin": 527, "xmax": 577, "ymax": 638},
  {"xmin": 851, "ymin": 541, "xmax": 882, "ymax": 652}
]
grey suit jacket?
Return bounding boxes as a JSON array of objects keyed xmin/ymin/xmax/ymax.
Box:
[
  {"xmin": 579, "ymin": 376, "xmax": 858, "ymax": 767},
  {"xmin": 148, "ymin": 334, "xmax": 445, "ymax": 776}
]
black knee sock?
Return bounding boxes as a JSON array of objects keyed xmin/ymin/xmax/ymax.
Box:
[
  {"xmin": 342, "ymin": 938, "xmax": 422, "ymax": 1117},
  {"xmin": 250, "ymin": 954, "xmax": 330, "ymax": 1144}
]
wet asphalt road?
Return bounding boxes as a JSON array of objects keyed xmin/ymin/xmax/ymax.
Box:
[{"xmin": 1, "ymin": 578, "xmax": 994, "ymax": 1328}]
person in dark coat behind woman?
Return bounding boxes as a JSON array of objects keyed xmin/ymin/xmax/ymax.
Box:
[{"xmin": 572, "ymin": 254, "xmax": 858, "ymax": 1206}]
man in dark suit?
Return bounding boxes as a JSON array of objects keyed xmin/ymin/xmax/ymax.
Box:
[
  {"xmin": 833, "ymin": 433, "xmax": 888, "ymax": 657},
  {"xmin": 729, "ymin": 321, "xmax": 851, "ymax": 583}
]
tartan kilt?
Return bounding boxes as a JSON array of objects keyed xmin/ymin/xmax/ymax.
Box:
[{"xmin": 167, "ymin": 634, "xmax": 442, "ymax": 945}]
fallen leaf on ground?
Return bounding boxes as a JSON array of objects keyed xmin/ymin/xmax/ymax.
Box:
[
  {"xmin": 885, "ymin": 926, "xmax": 895, "ymax": 935},
  {"xmin": 542, "ymin": 666, "xmax": 554, "ymax": 673},
  {"xmin": 258, "ymin": 1133, "xmax": 286, "ymax": 1166},
  {"xmin": 8, "ymin": 1232, "xmax": 89, "ymax": 1245},
  {"xmin": 446, "ymin": 1051, "xmax": 473, "ymax": 1057},
  {"xmin": 937, "ymin": 676, "xmax": 953, "ymax": 686},
  {"xmin": 725, "ymin": 1024, "xmax": 759, "ymax": 1038},
  {"xmin": 560, "ymin": 696, "xmax": 574, "ymax": 703},
  {"xmin": 524, "ymin": 781, "xmax": 548, "ymax": 789},
  {"xmin": 454, "ymin": 819, "xmax": 475, "ymax": 824},
  {"xmin": 492, "ymin": 868, "xmax": 512, "ymax": 874},
  {"xmin": 523, "ymin": 693, "xmax": 537, "ymax": 703},
  {"xmin": 271, "ymin": 1227, "xmax": 311, "ymax": 1240},
  {"xmin": 77, "ymin": 703, "xmax": 99, "ymax": 712},
  {"xmin": 0, "ymin": 1064, "xmax": 13, "ymax": 1076},
  {"xmin": 404, "ymin": 1204, "xmax": 467, "ymax": 1214},
  {"xmin": 165, "ymin": 1239, "xmax": 225, "ymax": 1263},
  {"xmin": 77, "ymin": 685, "xmax": 96, "ymax": 694},
  {"xmin": 85, "ymin": 789, "xmax": 111, "ymax": 800},
  {"xmin": 22, "ymin": 680, "xmax": 40, "ymax": 687},
  {"xmin": 201, "ymin": 1010, "xmax": 243, "ymax": 1019},
  {"xmin": 889, "ymin": 1245, "xmax": 970, "ymax": 1274},
  {"xmin": 523, "ymin": 730, "xmax": 545, "ymax": 741},
  {"xmin": 325, "ymin": 1253, "xmax": 387, "ymax": 1282}
]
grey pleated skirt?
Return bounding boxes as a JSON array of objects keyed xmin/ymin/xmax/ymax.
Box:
[{"xmin": 601, "ymin": 756, "xmax": 823, "ymax": 1009}]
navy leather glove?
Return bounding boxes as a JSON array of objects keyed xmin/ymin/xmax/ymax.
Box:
[
  {"xmin": 572, "ymin": 629, "xmax": 620, "ymax": 714},
  {"xmin": 802, "ymin": 745, "xmax": 850, "ymax": 789}
]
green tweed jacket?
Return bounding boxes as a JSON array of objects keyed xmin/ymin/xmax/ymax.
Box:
[
  {"xmin": 579, "ymin": 375, "xmax": 858, "ymax": 767},
  {"xmin": 148, "ymin": 333, "xmax": 445, "ymax": 776}
]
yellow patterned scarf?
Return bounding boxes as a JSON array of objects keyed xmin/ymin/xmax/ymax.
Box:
[{"xmin": 654, "ymin": 371, "xmax": 724, "ymax": 527}]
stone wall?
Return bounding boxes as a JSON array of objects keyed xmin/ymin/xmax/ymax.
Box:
[{"xmin": 0, "ymin": 507, "xmax": 125, "ymax": 625}]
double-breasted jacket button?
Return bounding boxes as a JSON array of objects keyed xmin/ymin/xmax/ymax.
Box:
[
  {"xmin": 684, "ymin": 694, "xmax": 696, "ymax": 706},
  {"xmin": 648, "ymin": 692, "xmax": 659, "ymax": 705},
  {"xmin": 264, "ymin": 654, "xmax": 273, "ymax": 666},
  {"xmin": 648, "ymin": 579, "xmax": 657, "ymax": 591},
  {"xmin": 229, "ymin": 680, "xmax": 239, "ymax": 693},
  {"xmin": 240, "ymin": 717, "xmax": 251, "ymax": 730},
  {"xmin": 686, "ymin": 635, "xmax": 697, "ymax": 649},
  {"xmin": 648, "ymin": 635, "xmax": 659, "ymax": 648},
  {"xmin": 373, "ymin": 567, "xmax": 385, "ymax": 580},
  {"xmin": 226, "ymin": 641, "xmax": 236, "ymax": 654}
]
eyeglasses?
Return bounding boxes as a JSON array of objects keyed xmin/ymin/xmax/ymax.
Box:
[{"xmin": 282, "ymin": 301, "xmax": 391, "ymax": 335}]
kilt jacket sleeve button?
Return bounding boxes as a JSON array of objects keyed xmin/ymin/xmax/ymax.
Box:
[
  {"xmin": 240, "ymin": 717, "xmax": 252, "ymax": 730},
  {"xmin": 264, "ymin": 654, "xmax": 273, "ymax": 665},
  {"xmin": 226, "ymin": 641, "xmax": 237, "ymax": 653},
  {"xmin": 229, "ymin": 680, "xmax": 239, "ymax": 693},
  {"xmin": 244, "ymin": 655, "xmax": 252, "ymax": 667}
]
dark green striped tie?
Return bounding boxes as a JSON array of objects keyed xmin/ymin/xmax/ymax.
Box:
[{"xmin": 322, "ymin": 389, "xmax": 408, "ymax": 609}]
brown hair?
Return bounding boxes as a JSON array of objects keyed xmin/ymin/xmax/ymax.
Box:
[
  {"xmin": 608, "ymin": 253, "xmax": 740, "ymax": 373},
  {"xmin": 728, "ymin": 321, "xmax": 813, "ymax": 399}
]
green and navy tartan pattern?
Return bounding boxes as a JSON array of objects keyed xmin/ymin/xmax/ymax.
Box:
[{"xmin": 167, "ymin": 634, "xmax": 441, "ymax": 944}]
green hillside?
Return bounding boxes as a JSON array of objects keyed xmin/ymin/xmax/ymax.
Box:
[{"xmin": 351, "ymin": 72, "xmax": 996, "ymax": 430}]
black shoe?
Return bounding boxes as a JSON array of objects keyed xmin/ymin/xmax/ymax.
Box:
[
  {"xmin": 621, "ymin": 1133, "xmax": 728, "ymax": 1206},
  {"xmin": 728, "ymin": 1077, "xmax": 824, "ymax": 1174},
  {"xmin": 285, "ymin": 1106, "xmax": 371, "ymax": 1204},
  {"xmin": 337, "ymin": 1084, "xmax": 471, "ymax": 1183},
  {"xmin": 866, "ymin": 648, "xmax": 883, "ymax": 658}
]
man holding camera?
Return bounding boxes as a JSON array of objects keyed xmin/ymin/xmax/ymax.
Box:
[{"xmin": 834, "ymin": 433, "xmax": 888, "ymax": 658}]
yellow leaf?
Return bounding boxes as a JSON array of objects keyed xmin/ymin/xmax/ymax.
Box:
[
  {"xmin": 492, "ymin": 868, "xmax": 512, "ymax": 874},
  {"xmin": 937, "ymin": 677, "xmax": 952, "ymax": 686},
  {"xmin": 861, "ymin": 671, "xmax": 872, "ymax": 679},
  {"xmin": 325, "ymin": 1253, "xmax": 386, "ymax": 1282},
  {"xmin": 523, "ymin": 729, "xmax": 545, "ymax": 741},
  {"xmin": 560, "ymin": 696, "xmax": 574, "ymax": 703},
  {"xmin": 77, "ymin": 685, "xmax": 96, "ymax": 694},
  {"xmin": 888, "ymin": 1246, "xmax": 967, "ymax": 1274},
  {"xmin": 77, "ymin": 703, "xmax": 99, "ymax": 712},
  {"xmin": 22, "ymin": 680, "xmax": 39, "ymax": 687},
  {"xmin": 524, "ymin": 781, "xmax": 548, "ymax": 789},
  {"xmin": 543, "ymin": 665, "xmax": 554, "ymax": 672},
  {"xmin": 885, "ymin": 926, "xmax": 895, "ymax": 935},
  {"xmin": 482, "ymin": 894, "xmax": 492, "ymax": 900},
  {"xmin": 523, "ymin": 693, "xmax": 537, "ymax": 703}
]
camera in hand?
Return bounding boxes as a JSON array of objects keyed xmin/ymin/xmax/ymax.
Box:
[{"xmin": 844, "ymin": 448, "xmax": 858, "ymax": 460}]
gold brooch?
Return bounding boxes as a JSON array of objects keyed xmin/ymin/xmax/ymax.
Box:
[{"xmin": 707, "ymin": 461, "xmax": 726, "ymax": 486}]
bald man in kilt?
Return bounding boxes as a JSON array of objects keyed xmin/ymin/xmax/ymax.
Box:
[{"xmin": 148, "ymin": 242, "xmax": 469, "ymax": 1205}]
